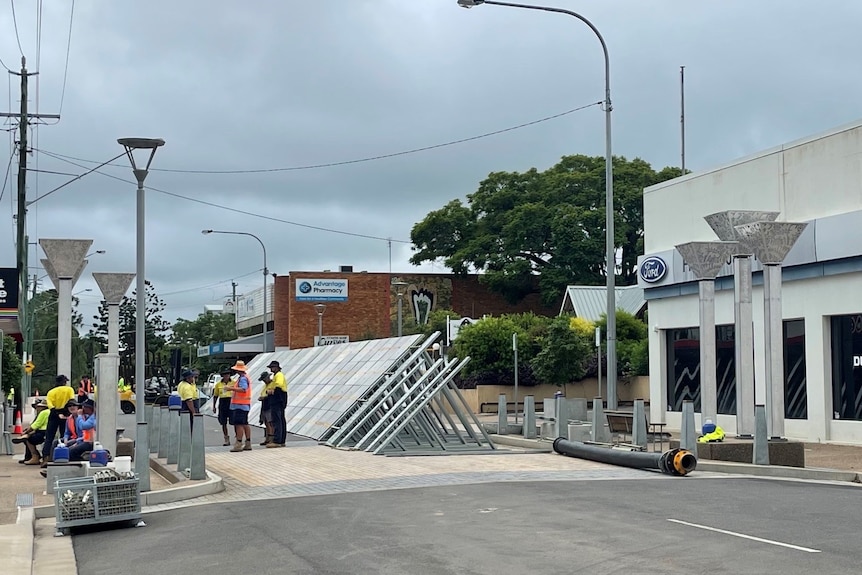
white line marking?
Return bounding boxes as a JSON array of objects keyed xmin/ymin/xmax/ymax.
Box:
[{"xmin": 667, "ymin": 519, "xmax": 821, "ymax": 553}]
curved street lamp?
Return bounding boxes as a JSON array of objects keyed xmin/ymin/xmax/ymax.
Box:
[
  {"xmin": 202, "ymin": 230, "xmax": 269, "ymax": 352},
  {"xmin": 457, "ymin": 0, "xmax": 618, "ymax": 407}
]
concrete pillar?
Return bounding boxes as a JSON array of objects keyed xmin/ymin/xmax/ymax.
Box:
[
  {"xmin": 148, "ymin": 405, "xmax": 159, "ymax": 453},
  {"xmin": 632, "ymin": 399, "xmax": 648, "ymax": 449},
  {"xmin": 93, "ymin": 273, "xmax": 135, "ymax": 357},
  {"xmin": 705, "ymin": 210, "xmax": 779, "ymax": 437},
  {"xmin": 680, "ymin": 400, "xmax": 697, "ymax": 452},
  {"xmin": 522, "ymin": 395, "xmax": 536, "ymax": 439},
  {"xmin": 190, "ymin": 413, "xmax": 206, "ymax": 480},
  {"xmin": 135, "ymin": 421, "xmax": 149, "ymax": 491},
  {"xmin": 753, "ymin": 404, "xmax": 769, "ymax": 465},
  {"xmin": 95, "ymin": 353, "xmax": 120, "ymax": 456},
  {"xmin": 178, "ymin": 412, "xmax": 192, "ymax": 473},
  {"xmin": 497, "ymin": 394, "xmax": 507, "ymax": 435},
  {"xmin": 167, "ymin": 408, "xmax": 180, "ymax": 465},
  {"xmin": 39, "ymin": 239, "xmax": 92, "ymax": 378},
  {"xmin": 158, "ymin": 406, "xmax": 169, "ymax": 458},
  {"xmin": 591, "ymin": 397, "xmax": 611, "ymax": 443},
  {"xmin": 570, "ymin": 398, "xmax": 588, "ymax": 422},
  {"xmin": 735, "ymin": 221, "xmax": 808, "ymax": 440}
]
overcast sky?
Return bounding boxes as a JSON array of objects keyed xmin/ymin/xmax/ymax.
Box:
[{"xmin": 2, "ymin": 0, "xmax": 861, "ymax": 331}]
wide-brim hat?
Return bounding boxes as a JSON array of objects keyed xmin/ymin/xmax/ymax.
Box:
[
  {"xmin": 220, "ymin": 367, "xmax": 234, "ymax": 375},
  {"xmin": 267, "ymin": 360, "xmax": 280, "ymax": 369},
  {"xmin": 231, "ymin": 360, "xmax": 248, "ymax": 372},
  {"xmin": 64, "ymin": 399, "xmax": 80, "ymax": 409},
  {"xmin": 81, "ymin": 399, "xmax": 95, "ymax": 410},
  {"xmin": 32, "ymin": 399, "xmax": 49, "ymax": 409}
]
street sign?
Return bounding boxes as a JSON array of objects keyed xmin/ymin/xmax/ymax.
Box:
[{"xmin": 24, "ymin": 361, "xmax": 34, "ymax": 374}]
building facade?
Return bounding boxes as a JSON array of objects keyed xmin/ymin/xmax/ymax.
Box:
[{"xmin": 639, "ymin": 120, "xmax": 862, "ymax": 444}]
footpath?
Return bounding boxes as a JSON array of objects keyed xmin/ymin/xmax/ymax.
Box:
[{"xmin": 3, "ymin": 421, "xmax": 862, "ymax": 574}]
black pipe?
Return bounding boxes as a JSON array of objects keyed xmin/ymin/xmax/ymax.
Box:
[{"xmin": 552, "ymin": 438, "xmax": 697, "ymax": 476}]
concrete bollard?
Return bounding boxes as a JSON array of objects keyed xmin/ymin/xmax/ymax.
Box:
[
  {"xmin": 497, "ymin": 394, "xmax": 508, "ymax": 435},
  {"xmin": 158, "ymin": 406, "xmax": 169, "ymax": 458},
  {"xmin": 178, "ymin": 412, "xmax": 192, "ymax": 473},
  {"xmin": 554, "ymin": 395, "xmax": 567, "ymax": 437},
  {"xmin": 632, "ymin": 399, "xmax": 648, "ymax": 449},
  {"xmin": 680, "ymin": 400, "xmax": 697, "ymax": 452},
  {"xmin": 135, "ymin": 422, "xmax": 150, "ymax": 492},
  {"xmin": 190, "ymin": 413, "xmax": 206, "ymax": 480},
  {"xmin": 570, "ymin": 398, "xmax": 588, "ymax": 422},
  {"xmin": 753, "ymin": 404, "xmax": 769, "ymax": 465},
  {"xmin": 149, "ymin": 406, "xmax": 159, "ymax": 454},
  {"xmin": 591, "ymin": 397, "xmax": 611, "ymax": 443},
  {"xmin": 567, "ymin": 423, "xmax": 591, "ymax": 442},
  {"xmin": 522, "ymin": 396, "xmax": 537, "ymax": 439},
  {"xmin": 543, "ymin": 398, "xmax": 555, "ymax": 420},
  {"xmin": 167, "ymin": 408, "xmax": 180, "ymax": 465}
]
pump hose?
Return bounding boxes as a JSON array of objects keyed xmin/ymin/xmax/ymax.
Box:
[{"xmin": 552, "ymin": 438, "xmax": 697, "ymax": 476}]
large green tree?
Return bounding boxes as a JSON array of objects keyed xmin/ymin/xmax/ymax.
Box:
[
  {"xmin": 410, "ymin": 155, "xmax": 682, "ymax": 304},
  {"xmin": 1, "ymin": 334, "xmax": 23, "ymax": 406},
  {"xmin": 169, "ymin": 311, "xmax": 237, "ymax": 372},
  {"xmin": 29, "ymin": 289, "xmax": 89, "ymax": 390}
]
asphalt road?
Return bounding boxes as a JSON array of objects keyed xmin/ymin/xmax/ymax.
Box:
[{"xmin": 73, "ymin": 477, "xmax": 862, "ymax": 574}]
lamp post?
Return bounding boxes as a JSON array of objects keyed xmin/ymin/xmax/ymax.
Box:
[
  {"xmin": 202, "ymin": 230, "xmax": 269, "ymax": 352},
  {"xmin": 457, "ymin": 0, "xmax": 617, "ymax": 408},
  {"xmin": 118, "ymin": 136, "xmax": 165, "ymax": 493},
  {"xmin": 314, "ymin": 304, "xmax": 326, "ymax": 344},
  {"xmin": 391, "ymin": 279, "xmax": 408, "ymax": 337}
]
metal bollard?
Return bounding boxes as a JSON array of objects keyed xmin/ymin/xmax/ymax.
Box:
[
  {"xmin": 167, "ymin": 408, "xmax": 180, "ymax": 465},
  {"xmin": 522, "ymin": 396, "xmax": 537, "ymax": 439},
  {"xmin": 190, "ymin": 413, "xmax": 206, "ymax": 480},
  {"xmin": 158, "ymin": 407, "xmax": 169, "ymax": 458},
  {"xmin": 753, "ymin": 404, "xmax": 769, "ymax": 465},
  {"xmin": 497, "ymin": 394, "xmax": 508, "ymax": 435},
  {"xmin": 178, "ymin": 412, "xmax": 192, "ymax": 473},
  {"xmin": 135, "ymin": 422, "xmax": 150, "ymax": 492},
  {"xmin": 591, "ymin": 397, "xmax": 611, "ymax": 443},
  {"xmin": 680, "ymin": 400, "xmax": 697, "ymax": 452},
  {"xmin": 632, "ymin": 399, "xmax": 648, "ymax": 449},
  {"xmin": 149, "ymin": 405, "xmax": 159, "ymax": 453}
]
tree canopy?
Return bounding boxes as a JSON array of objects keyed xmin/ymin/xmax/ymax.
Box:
[{"xmin": 410, "ymin": 154, "xmax": 682, "ymax": 304}]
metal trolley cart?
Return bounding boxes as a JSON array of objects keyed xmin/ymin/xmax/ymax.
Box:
[{"xmin": 54, "ymin": 469, "xmax": 145, "ymax": 536}]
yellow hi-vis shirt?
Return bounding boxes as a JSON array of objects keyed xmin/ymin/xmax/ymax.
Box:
[
  {"xmin": 46, "ymin": 385, "xmax": 74, "ymax": 410},
  {"xmin": 213, "ymin": 380, "xmax": 233, "ymax": 399},
  {"xmin": 271, "ymin": 372, "xmax": 287, "ymax": 394},
  {"xmin": 177, "ymin": 381, "xmax": 199, "ymax": 402}
]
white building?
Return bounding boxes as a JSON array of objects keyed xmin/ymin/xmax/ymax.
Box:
[{"xmin": 639, "ymin": 119, "xmax": 862, "ymax": 444}]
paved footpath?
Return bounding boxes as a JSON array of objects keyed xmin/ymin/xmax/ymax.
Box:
[{"xmin": 143, "ymin": 441, "xmax": 737, "ymax": 513}]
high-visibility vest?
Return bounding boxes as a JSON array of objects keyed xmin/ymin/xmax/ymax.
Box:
[
  {"xmin": 231, "ymin": 376, "xmax": 252, "ymax": 406},
  {"xmin": 78, "ymin": 380, "xmax": 93, "ymax": 395},
  {"xmin": 82, "ymin": 423, "xmax": 95, "ymax": 443},
  {"xmin": 66, "ymin": 417, "xmax": 79, "ymax": 441}
]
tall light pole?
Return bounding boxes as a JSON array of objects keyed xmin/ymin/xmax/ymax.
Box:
[
  {"xmin": 202, "ymin": 230, "xmax": 269, "ymax": 352},
  {"xmin": 314, "ymin": 304, "xmax": 326, "ymax": 344},
  {"xmin": 391, "ymin": 279, "xmax": 408, "ymax": 337},
  {"xmin": 118, "ymin": 136, "xmax": 165, "ymax": 493},
  {"xmin": 457, "ymin": 0, "xmax": 617, "ymax": 407}
]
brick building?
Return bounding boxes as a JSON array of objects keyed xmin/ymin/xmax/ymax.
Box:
[{"xmin": 273, "ymin": 270, "xmax": 557, "ymax": 349}]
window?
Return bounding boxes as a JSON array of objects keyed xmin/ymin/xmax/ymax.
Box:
[
  {"xmin": 666, "ymin": 325, "xmax": 736, "ymax": 414},
  {"xmin": 831, "ymin": 314, "xmax": 862, "ymax": 420},
  {"xmin": 784, "ymin": 319, "xmax": 807, "ymax": 419}
]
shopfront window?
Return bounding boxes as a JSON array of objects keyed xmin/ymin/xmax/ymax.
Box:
[
  {"xmin": 831, "ymin": 314, "xmax": 862, "ymax": 420},
  {"xmin": 784, "ymin": 319, "xmax": 807, "ymax": 419},
  {"xmin": 665, "ymin": 325, "xmax": 736, "ymax": 414}
]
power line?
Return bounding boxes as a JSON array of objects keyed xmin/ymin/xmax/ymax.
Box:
[
  {"xmin": 40, "ymin": 101, "xmax": 603, "ymax": 175},
  {"xmin": 36, "ymin": 148, "xmax": 413, "ymax": 243},
  {"xmin": 159, "ymin": 269, "xmax": 260, "ymax": 297},
  {"xmin": 0, "ymin": 148, "xmax": 13, "ymax": 203},
  {"xmin": 27, "ymin": 150, "xmax": 126, "ymax": 205},
  {"xmin": 9, "ymin": 0, "xmax": 25, "ymax": 58},
  {"xmin": 57, "ymin": 0, "xmax": 74, "ymax": 117},
  {"xmin": 0, "ymin": 55, "xmax": 10, "ymax": 72}
]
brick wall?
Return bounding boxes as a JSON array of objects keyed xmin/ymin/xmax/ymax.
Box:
[{"xmin": 273, "ymin": 272, "xmax": 560, "ymax": 349}]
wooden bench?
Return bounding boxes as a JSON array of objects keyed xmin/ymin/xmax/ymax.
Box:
[{"xmin": 479, "ymin": 401, "xmax": 529, "ymax": 414}]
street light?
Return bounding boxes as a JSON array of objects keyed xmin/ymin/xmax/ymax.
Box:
[
  {"xmin": 457, "ymin": 0, "xmax": 618, "ymax": 408},
  {"xmin": 201, "ymin": 230, "xmax": 269, "ymax": 352},
  {"xmin": 118, "ymin": 136, "xmax": 165, "ymax": 493},
  {"xmin": 391, "ymin": 279, "xmax": 408, "ymax": 337},
  {"xmin": 313, "ymin": 304, "xmax": 326, "ymax": 343}
]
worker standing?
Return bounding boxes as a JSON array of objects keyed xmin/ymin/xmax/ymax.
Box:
[
  {"xmin": 42, "ymin": 375, "xmax": 75, "ymax": 465},
  {"xmin": 78, "ymin": 375, "xmax": 94, "ymax": 401},
  {"xmin": 266, "ymin": 360, "xmax": 288, "ymax": 448},
  {"xmin": 258, "ymin": 371, "xmax": 273, "ymax": 446},
  {"xmin": 176, "ymin": 370, "xmax": 200, "ymax": 432},
  {"xmin": 212, "ymin": 368, "xmax": 234, "ymax": 446},
  {"xmin": 225, "ymin": 360, "xmax": 252, "ymax": 452}
]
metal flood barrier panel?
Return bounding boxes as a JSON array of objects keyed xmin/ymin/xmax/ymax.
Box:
[{"xmin": 200, "ymin": 333, "xmax": 495, "ymax": 455}]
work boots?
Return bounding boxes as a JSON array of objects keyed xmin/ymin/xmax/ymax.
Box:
[
  {"xmin": 223, "ymin": 434, "xmax": 230, "ymax": 447},
  {"xmin": 243, "ymin": 439, "xmax": 253, "ymax": 451},
  {"xmin": 230, "ymin": 441, "xmax": 243, "ymax": 453},
  {"xmin": 260, "ymin": 435, "xmax": 272, "ymax": 446},
  {"xmin": 24, "ymin": 456, "xmax": 42, "ymax": 465}
]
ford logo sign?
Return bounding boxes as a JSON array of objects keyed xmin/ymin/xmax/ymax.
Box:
[{"xmin": 640, "ymin": 256, "xmax": 668, "ymax": 283}]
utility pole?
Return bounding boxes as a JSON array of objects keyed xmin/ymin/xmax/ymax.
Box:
[
  {"xmin": 231, "ymin": 281, "xmax": 238, "ymax": 338},
  {"xmin": 1, "ymin": 57, "xmax": 61, "ymax": 399}
]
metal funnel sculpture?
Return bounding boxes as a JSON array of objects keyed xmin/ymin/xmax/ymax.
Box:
[
  {"xmin": 734, "ymin": 221, "xmax": 808, "ymax": 439},
  {"xmin": 675, "ymin": 241, "xmax": 740, "ymax": 425},
  {"xmin": 705, "ymin": 210, "xmax": 779, "ymax": 437},
  {"xmin": 39, "ymin": 239, "xmax": 93, "ymax": 380}
]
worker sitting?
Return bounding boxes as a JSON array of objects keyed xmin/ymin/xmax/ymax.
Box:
[{"xmin": 697, "ymin": 419, "xmax": 725, "ymax": 443}]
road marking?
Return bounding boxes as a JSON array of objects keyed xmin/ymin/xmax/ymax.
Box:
[{"xmin": 667, "ymin": 519, "xmax": 821, "ymax": 553}]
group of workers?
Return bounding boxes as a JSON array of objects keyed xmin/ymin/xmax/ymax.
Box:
[
  {"xmin": 181, "ymin": 359, "xmax": 288, "ymax": 452},
  {"xmin": 12, "ymin": 375, "xmax": 97, "ymax": 468}
]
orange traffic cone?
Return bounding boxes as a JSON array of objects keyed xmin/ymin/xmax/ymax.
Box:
[{"xmin": 13, "ymin": 410, "xmax": 22, "ymax": 434}]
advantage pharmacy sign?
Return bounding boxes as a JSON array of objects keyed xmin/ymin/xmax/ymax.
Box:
[{"xmin": 296, "ymin": 278, "xmax": 348, "ymax": 302}]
